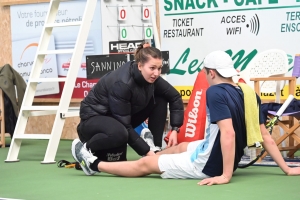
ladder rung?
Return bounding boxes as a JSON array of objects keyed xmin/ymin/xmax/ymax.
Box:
[
  {"xmin": 14, "ymin": 134, "xmax": 51, "ymax": 140},
  {"xmin": 38, "ymin": 49, "xmax": 74, "ymax": 55},
  {"xmin": 26, "ymin": 110, "xmax": 57, "ymax": 117},
  {"xmin": 60, "ymin": 107, "xmax": 80, "ymax": 118},
  {"xmin": 61, "ymin": 111, "xmax": 79, "ymax": 118},
  {"xmin": 22, "ymin": 106, "xmax": 59, "ymax": 111},
  {"xmin": 45, "ymin": 22, "xmax": 82, "ymax": 28},
  {"xmin": 29, "ymin": 78, "xmax": 67, "ymax": 83}
]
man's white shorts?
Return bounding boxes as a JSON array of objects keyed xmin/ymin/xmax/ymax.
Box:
[{"xmin": 158, "ymin": 140, "xmax": 210, "ymax": 179}]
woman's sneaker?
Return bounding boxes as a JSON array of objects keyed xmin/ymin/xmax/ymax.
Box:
[
  {"xmin": 71, "ymin": 139, "xmax": 98, "ymax": 176},
  {"xmin": 140, "ymin": 128, "xmax": 161, "ymax": 152}
]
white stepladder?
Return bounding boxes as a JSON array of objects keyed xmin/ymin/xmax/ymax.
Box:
[{"xmin": 5, "ymin": 0, "xmax": 97, "ymax": 164}]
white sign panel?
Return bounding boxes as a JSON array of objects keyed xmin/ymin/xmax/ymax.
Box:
[
  {"xmin": 12, "ymin": 36, "xmax": 59, "ymax": 96},
  {"xmin": 10, "ymin": 0, "xmax": 102, "ymax": 98},
  {"xmin": 160, "ymin": 0, "xmax": 300, "ymax": 99},
  {"xmin": 101, "ymin": 0, "xmax": 153, "ymax": 54}
]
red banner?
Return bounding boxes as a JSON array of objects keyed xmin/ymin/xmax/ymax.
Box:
[{"xmin": 165, "ymin": 70, "xmax": 209, "ymax": 144}]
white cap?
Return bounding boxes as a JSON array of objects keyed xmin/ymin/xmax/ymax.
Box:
[{"xmin": 203, "ymin": 50, "xmax": 238, "ymax": 78}]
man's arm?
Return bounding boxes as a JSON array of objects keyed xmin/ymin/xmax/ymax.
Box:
[
  {"xmin": 219, "ymin": 118, "xmax": 235, "ymax": 180},
  {"xmin": 260, "ymin": 124, "xmax": 289, "ymax": 174},
  {"xmin": 261, "ymin": 124, "xmax": 300, "ymax": 175},
  {"xmin": 199, "ymin": 118, "xmax": 235, "ymax": 186}
]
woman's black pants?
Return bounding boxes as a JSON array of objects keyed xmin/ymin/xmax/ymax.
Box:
[{"xmin": 77, "ymin": 96, "xmax": 167, "ymax": 160}]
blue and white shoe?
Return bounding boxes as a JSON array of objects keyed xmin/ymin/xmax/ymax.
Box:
[{"xmin": 71, "ymin": 139, "xmax": 98, "ymax": 176}]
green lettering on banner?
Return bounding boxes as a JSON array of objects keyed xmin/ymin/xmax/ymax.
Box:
[
  {"xmin": 225, "ymin": 49, "xmax": 257, "ymax": 71},
  {"xmin": 174, "ymin": 0, "xmax": 184, "ymax": 10},
  {"xmin": 234, "ymin": 0, "xmax": 263, "ymax": 6},
  {"xmin": 269, "ymin": 0, "xmax": 278, "ymax": 4},
  {"xmin": 207, "ymin": 0, "xmax": 218, "ymax": 8},
  {"xmin": 234, "ymin": 0, "xmax": 244, "ymax": 6},
  {"xmin": 196, "ymin": 1, "xmax": 205, "ymax": 9},
  {"xmin": 164, "ymin": 0, "xmax": 296, "ymax": 14},
  {"xmin": 169, "ymin": 48, "xmax": 190, "ymax": 75},
  {"xmin": 169, "ymin": 48, "xmax": 258, "ymax": 75},
  {"xmin": 185, "ymin": 0, "xmax": 196, "ymax": 10},
  {"xmin": 188, "ymin": 59, "xmax": 202, "ymax": 74},
  {"xmin": 164, "ymin": 0, "xmax": 173, "ymax": 11},
  {"xmin": 246, "ymin": 0, "xmax": 259, "ymax": 5}
]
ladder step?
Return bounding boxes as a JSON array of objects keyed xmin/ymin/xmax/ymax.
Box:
[
  {"xmin": 22, "ymin": 106, "xmax": 59, "ymax": 111},
  {"xmin": 29, "ymin": 78, "xmax": 67, "ymax": 83},
  {"xmin": 14, "ymin": 134, "xmax": 51, "ymax": 140},
  {"xmin": 26, "ymin": 110, "xmax": 57, "ymax": 117},
  {"xmin": 38, "ymin": 49, "xmax": 74, "ymax": 55},
  {"xmin": 61, "ymin": 110, "xmax": 79, "ymax": 118},
  {"xmin": 45, "ymin": 22, "xmax": 82, "ymax": 28}
]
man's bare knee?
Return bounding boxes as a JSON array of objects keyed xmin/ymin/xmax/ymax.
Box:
[
  {"xmin": 136, "ymin": 158, "xmax": 149, "ymax": 174},
  {"xmin": 136, "ymin": 156, "xmax": 160, "ymax": 175}
]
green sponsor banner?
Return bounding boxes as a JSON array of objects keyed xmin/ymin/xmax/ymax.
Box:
[{"xmin": 160, "ymin": 0, "xmax": 300, "ymax": 95}]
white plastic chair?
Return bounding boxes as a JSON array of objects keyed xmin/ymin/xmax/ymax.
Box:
[{"xmin": 238, "ymin": 49, "xmax": 289, "ymax": 103}]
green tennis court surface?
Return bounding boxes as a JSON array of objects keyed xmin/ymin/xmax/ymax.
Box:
[{"xmin": 1, "ymin": 140, "xmax": 300, "ymax": 200}]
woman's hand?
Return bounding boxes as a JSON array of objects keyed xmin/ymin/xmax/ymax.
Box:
[{"xmin": 167, "ymin": 131, "xmax": 178, "ymax": 148}]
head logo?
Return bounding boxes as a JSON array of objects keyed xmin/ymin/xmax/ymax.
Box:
[{"xmin": 246, "ymin": 14, "xmax": 260, "ymax": 36}]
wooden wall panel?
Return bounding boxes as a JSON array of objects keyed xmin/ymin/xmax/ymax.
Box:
[
  {"xmin": 0, "ymin": 5, "xmax": 12, "ymax": 66},
  {"xmin": 155, "ymin": 0, "xmax": 160, "ymax": 43},
  {"xmin": 25, "ymin": 115, "xmax": 80, "ymax": 140},
  {"xmin": 24, "ymin": 100, "xmax": 81, "ymax": 139},
  {"xmin": 0, "ymin": 0, "xmax": 49, "ymax": 6}
]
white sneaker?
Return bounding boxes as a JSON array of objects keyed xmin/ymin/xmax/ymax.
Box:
[
  {"xmin": 140, "ymin": 128, "xmax": 161, "ymax": 152},
  {"xmin": 71, "ymin": 139, "xmax": 98, "ymax": 176}
]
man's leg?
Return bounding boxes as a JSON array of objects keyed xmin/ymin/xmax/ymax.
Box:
[
  {"xmin": 97, "ymin": 151, "xmax": 208, "ymax": 179},
  {"xmin": 97, "ymin": 155, "xmax": 161, "ymax": 177},
  {"xmin": 157, "ymin": 139, "xmax": 205, "ymax": 155},
  {"xmin": 73, "ymin": 137, "xmax": 161, "ymax": 176},
  {"xmin": 73, "ymin": 139, "xmax": 208, "ymax": 179},
  {"xmin": 97, "ymin": 142, "xmax": 192, "ymax": 177},
  {"xmin": 156, "ymin": 142, "xmax": 190, "ymax": 155}
]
